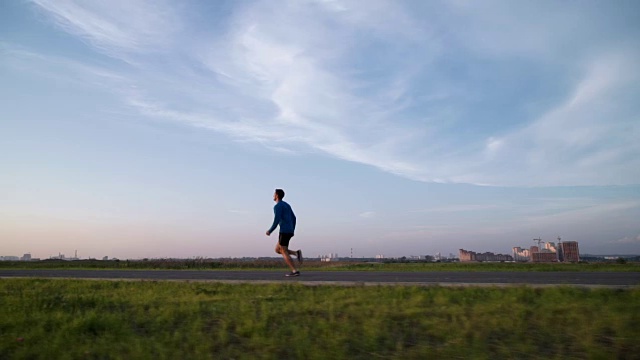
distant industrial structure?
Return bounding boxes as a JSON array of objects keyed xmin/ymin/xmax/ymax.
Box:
[
  {"xmin": 513, "ymin": 237, "xmax": 580, "ymax": 262},
  {"xmin": 0, "ymin": 254, "xmax": 40, "ymax": 261},
  {"xmin": 0, "ymin": 256, "xmax": 20, "ymax": 261},
  {"xmin": 1, "ymin": 250, "xmax": 78, "ymax": 262},
  {"xmin": 320, "ymin": 253, "xmax": 340, "ymax": 262},
  {"xmin": 48, "ymin": 250, "xmax": 80, "ymax": 261},
  {"xmin": 459, "ymin": 249, "xmax": 513, "ymax": 262}
]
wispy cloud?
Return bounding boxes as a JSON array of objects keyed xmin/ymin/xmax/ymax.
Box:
[
  {"xmin": 519, "ymin": 201, "xmax": 640, "ymax": 224},
  {"xmin": 610, "ymin": 234, "xmax": 640, "ymax": 245},
  {"xmin": 1, "ymin": 43, "xmax": 126, "ymax": 86},
  {"xmin": 30, "ymin": 0, "xmax": 180, "ymax": 59},
  {"xmin": 24, "ymin": 0, "xmax": 640, "ymax": 187},
  {"xmin": 411, "ymin": 204, "xmax": 502, "ymax": 213},
  {"xmin": 465, "ymin": 54, "xmax": 640, "ymax": 186},
  {"xmin": 359, "ymin": 211, "xmax": 375, "ymax": 219}
]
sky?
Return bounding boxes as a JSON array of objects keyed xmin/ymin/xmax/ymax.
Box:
[{"xmin": 1, "ymin": 0, "xmax": 639, "ymax": 260}]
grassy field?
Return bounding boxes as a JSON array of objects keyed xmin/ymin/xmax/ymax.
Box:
[
  {"xmin": 1, "ymin": 279, "xmax": 638, "ymax": 359},
  {"xmin": 1, "ymin": 259, "xmax": 639, "ymax": 272}
]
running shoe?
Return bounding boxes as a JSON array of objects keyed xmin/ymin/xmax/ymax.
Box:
[
  {"xmin": 285, "ymin": 271, "xmax": 300, "ymax": 277},
  {"xmin": 296, "ymin": 250, "xmax": 303, "ymax": 264}
]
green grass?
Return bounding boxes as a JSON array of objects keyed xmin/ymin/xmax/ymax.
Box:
[
  {"xmin": 2, "ymin": 259, "xmax": 639, "ymax": 272},
  {"xmin": 1, "ymin": 279, "xmax": 638, "ymax": 359}
]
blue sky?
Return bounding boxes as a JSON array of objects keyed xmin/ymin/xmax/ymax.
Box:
[{"xmin": 1, "ymin": 0, "xmax": 639, "ymax": 259}]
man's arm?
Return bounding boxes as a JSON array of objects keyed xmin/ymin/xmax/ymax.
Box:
[
  {"xmin": 266, "ymin": 205, "xmax": 281, "ymax": 235},
  {"xmin": 292, "ymin": 211, "xmax": 296, "ymax": 232}
]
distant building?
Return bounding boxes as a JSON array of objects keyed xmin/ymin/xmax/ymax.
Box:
[
  {"xmin": 1, "ymin": 256, "xmax": 20, "ymax": 261},
  {"xmin": 402, "ymin": 255, "xmax": 435, "ymax": 261},
  {"xmin": 531, "ymin": 252, "xmax": 558, "ymax": 263},
  {"xmin": 459, "ymin": 249, "xmax": 473, "ymax": 262},
  {"xmin": 375, "ymin": 254, "xmax": 385, "ymax": 259},
  {"xmin": 561, "ymin": 241, "xmax": 580, "ymax": 262},
  {"xmin": 523, "ymin": 239, "xmax": 579, "ymax": 262},
  {"xmin": 69, "ymin": 250, "xmax": 79, "ymax": 261},
  {"xmin": 527, "ymin": 243, "xmax": 558, "ymax": 262},
  {"xmin": 21, "ymin": 253, "xmax": 31, "ymax": 261},
  {"xmin": 512, "ymin": 247, "xmax": 531, "ymax": 262},
  {"xmin": 459, "ymin": 249, "xmax": 513, "ymax": 262},
  {"xmin": 533, "ymin": 241, "xmax": 559, "ymax": 262},
  {"xmin": 320, "ymin": 253, "xmax": 340, "ymax": 262}
]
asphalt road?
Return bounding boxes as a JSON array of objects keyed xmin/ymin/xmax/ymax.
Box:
[{"xmin": 1, "ymin": 269, "xmax": 639, "ymax": 288}]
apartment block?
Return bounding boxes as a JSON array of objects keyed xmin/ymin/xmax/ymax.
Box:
[{"xmin": 561, "ymin": 241, "xmax": 580, "ymax": 262}]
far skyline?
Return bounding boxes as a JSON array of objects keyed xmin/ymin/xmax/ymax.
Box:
[
  {"xmin": 5, "ymin": 244, "xmax": 640, "ymax": 262},
  {"xmin": 1, "ymin": 0, "xmax": 639, "ymax": 259},
  {"xmin": 2, "ymin": 235, "xmax": 635, "ymax": 261}
]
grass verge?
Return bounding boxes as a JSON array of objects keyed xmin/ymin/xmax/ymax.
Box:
[{"xmin": 1, "ymin": 279, "xmax": 638, "ymax": 359}]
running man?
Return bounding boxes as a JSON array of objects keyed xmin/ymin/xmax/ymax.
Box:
[{"xmin": 266, "ymin": 188, "xmax": 303, "ymax": 276}]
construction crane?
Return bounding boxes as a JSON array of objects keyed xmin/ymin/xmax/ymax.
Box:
[
  {"xmin": 557, "ymin": 236, "xmax": 564, "ymax": 262},
  {"xmin": 533, "ymin": 237, "xmax": 543, "ymax": 249}
]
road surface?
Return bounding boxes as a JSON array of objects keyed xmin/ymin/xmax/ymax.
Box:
[{"xmin": 1, "ymin": 269, "xmax": 639, "ymax": 288}]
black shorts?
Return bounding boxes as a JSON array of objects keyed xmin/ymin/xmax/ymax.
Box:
[{"xmin": 278, "ymin": 233, "xmax": 294, "ymax": 247}]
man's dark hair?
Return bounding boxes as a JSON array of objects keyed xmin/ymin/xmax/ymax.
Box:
[{"xmin": 275, "ymin": 189, "xmax": 285, "ymax": 200}]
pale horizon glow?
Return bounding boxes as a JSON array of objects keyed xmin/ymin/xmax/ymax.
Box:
[{"xmin": 1, "ymin": 0, "xmax": 639, "ymax": 259}]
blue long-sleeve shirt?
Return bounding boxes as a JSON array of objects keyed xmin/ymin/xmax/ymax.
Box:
[{"xmin": 268, "ymin": 201, "xmax": 296, "ymax": 234}]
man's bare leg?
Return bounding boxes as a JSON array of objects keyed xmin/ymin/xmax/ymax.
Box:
[
  {"xmin": 275, "ymin": 244, "xmax": 298, "ymax": 256},
  {"xmin": 280, "ymin": 246, "xmax": 297, "ymax": 272},
  {"xmin": 275, "ymin": 244, "xmax": 297, "ymax": 272}
]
